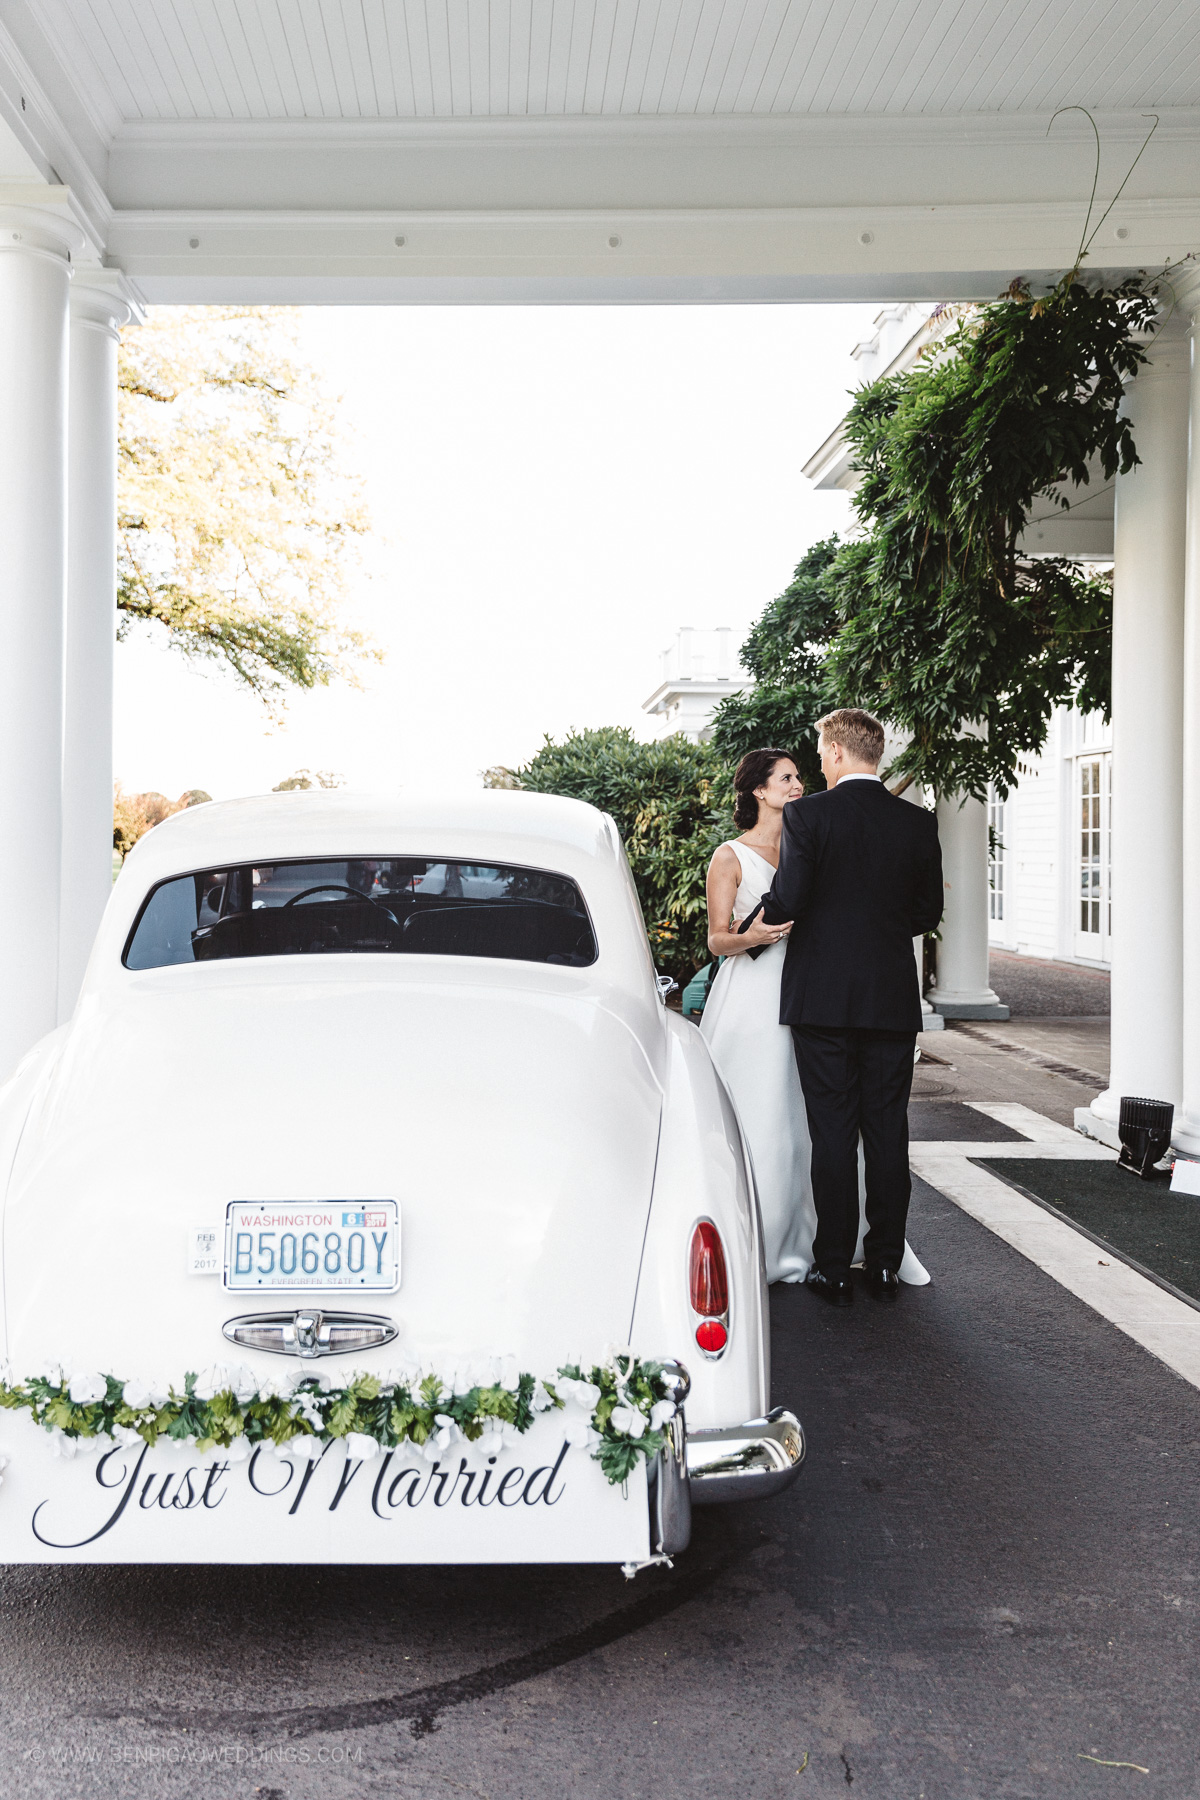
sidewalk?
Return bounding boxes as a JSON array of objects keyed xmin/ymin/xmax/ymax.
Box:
[
  {"xmin": 916, "ymin": 1023, "xmax": 1104, "ymax": 1128},
  {"xmin": 917, "ymin": 950, "xmax": 1110, "ymax": 1128}
]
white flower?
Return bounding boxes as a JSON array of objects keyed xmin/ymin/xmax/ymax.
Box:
[
  {"xmin": 38, "ymin": 1361, "xmax": 65, "ymax": 1389},
  {"xmin": 231, "ymin": 1367, "xmax": 259, "ymax": 1404},
  {"xmin": 48, "ymin": 1428, "xmax": 78, "ymax": 1459},
  {"xmin": 608, "ymin": 1404, "xmax": 647, "ymax": 1440},
  {"xmin": 280, "ymin": 1435, "xmax": 322, "ymax": 1462},
  {"xmin": 562, "ymin": 1417, "xmax": 598, "ymax": 1449},
  {"xmin": 146, "ymin": 1379, "xmax": 172, "ymax": 1409},
  {"xmin": 113, "ymin": 1424, "xmax": 143, "ymax": 1446},
  {"xmin": 192, "ymin": 1366, "xmax": 231, "ymax": 1403},
  {"xmin": 465, "ymin": 1355, "xmax": 499, "ymax": 1391},
  {"xmin": 497, "ymin": 1354, "xmax": 520, "ymax": 1391},
  {"xmin": 258, "ymin": 1371, "xmax": 299, "ymax": 1401},
  {"xmin": 344, "ymin": 1431, "xmax": 380, "ymax": 1462},
  {"xmin": 650, "ymin": 1400, "xmax": 676, "ymax": 1431},
  {"xmin": 67, "ymin": 1372, "xmax": 107, "ymax": 1405},
  {"xmin": 295, "ymin": 1395, "xmax": 325, "ymax": 1430},
  {"xmin": 433, "ymin": 1413, "xmax": 461, "ymax": 1451},
  {"xmin": 225, "ymin": 1435, "xmax": 252, "ymax": 1464},
  {"xmin": 0, "ymin": 1452, "xmax": 9, "ymax": 1488},
  {"xmin": 73, "ymin": 1432, "xmax": 113, "ymax": 1458},
  {"xmin": 121, "ymin": 1379, "xmax": 152, "ymax": 1410},
  {"xmin": 557, "ymin": 1378, "xmax": 601, "ymax": 1413},
  {"xmin": 531, "ymin": 1382, "xmax": 555, "ymax": 1414}
]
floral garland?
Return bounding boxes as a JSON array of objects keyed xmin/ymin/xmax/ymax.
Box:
[{"xmin": 0, "ymin": 1348, "xmax": 676, "ymax": 1488}]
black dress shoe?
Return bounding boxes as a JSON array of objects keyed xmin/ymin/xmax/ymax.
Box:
[
  {"xmin": 806, "ymin": 1268, "xmax": 854, "ymax": 1306},
  {"xmin": 867, "ymin": 1268, "xmax": 901, "ymax": 1301}
]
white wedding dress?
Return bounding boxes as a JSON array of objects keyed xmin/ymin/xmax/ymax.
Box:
[{"xmin": 700, "ymin": 840, "xmax": 930, "ymax": 1287}]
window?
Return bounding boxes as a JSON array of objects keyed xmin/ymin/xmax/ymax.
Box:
[
  {"xmin": 1075, "ymin": 756, "xmax": 1112, "ymax": 959},
  {"xmin": 987, "ymin": 788, "xmax": 1006, "ymax": 923},
  {"xmin": 124, "ymin": 858, "xmax": 598, "ymax": 972}
]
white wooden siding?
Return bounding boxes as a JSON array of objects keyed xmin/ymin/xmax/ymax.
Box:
[{"xmin": 988, "ymin": 707, "xmax": 1112, "ymax": 967}]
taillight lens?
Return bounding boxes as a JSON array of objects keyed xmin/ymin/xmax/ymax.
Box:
[
  {"xmin": 695, "ymin": 1319, "xmax": 728, "ymax": 1353},
  {"xmin": 689, "ymin": 1221, "xmax": 729, "ymax": 1317}
]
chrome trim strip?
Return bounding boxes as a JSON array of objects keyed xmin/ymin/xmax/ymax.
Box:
[
  {"xmin": 686, "ymin": 1406, "xmax": 805, "ymax": 1505},
  {"xmin": 222, "ymin": 1308, "xmax": 398, "ymax": 1358}
]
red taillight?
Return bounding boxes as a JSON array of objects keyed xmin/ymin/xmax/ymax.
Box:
[
  {"xmin": 695, "ymin": 1319, "xmax": 728, "ymax": 1353},
  {"xmin": 689, "ymin": 1221, "xmax": 729, "ymax": 1317}
]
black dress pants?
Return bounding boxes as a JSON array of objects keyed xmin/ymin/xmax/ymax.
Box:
[{"xmin": 791, "ymin": 1025, "xmax": 917, "ymax": 1279}]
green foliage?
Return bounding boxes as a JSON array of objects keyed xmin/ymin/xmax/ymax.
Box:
[
  {"xmin": 714, "ymin": 272, "xmax": 1163, "ymax": 801},
  {"xmin": 708, "ymin": 537, "xmax": 842, "ymax": 789},
  {"xmin": 514, "ymin": 726, "xmax": 728, "ymax": 981},
  {"xmin": 0, "ymin": 1355, "xmax": 675, "ymax": 1488},
  {"xmin": 824, "ymin": 276, "xmax": 1159, "ymax": 798},
  {"xmin": 118, "ymin": 306, "xmax": 376, "ymax": 712}
]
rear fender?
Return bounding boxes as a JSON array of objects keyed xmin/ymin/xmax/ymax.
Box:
[{"xmin": 629, "ymin": 1014, "xmax": 768, "ymax": 1431}]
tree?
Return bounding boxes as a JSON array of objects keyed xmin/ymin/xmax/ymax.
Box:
[
  {"xmin": 821, "ymin": 275, "xmax": 1155, "ymax": 798},
  {"xmin": 708, "ymin": 538, "xmax": 841, "ymax": 790},
  {"xmin": 113, "ymin": 784, "xmax": 211, "ymax": 861},
  {"xmin": 712, "ymin": 275, "xmax": 1161, "ymax": 800},
  {"xmin": 272, "ymin": 769, "xmax": 345, "ymax": 791},
  {"xmin": 118, "ymin": 307, "xmax": 375, "ymax": 712},
  {"xmin": 512, "ymin": 727, "xmax": 727, "ymax": 982}
]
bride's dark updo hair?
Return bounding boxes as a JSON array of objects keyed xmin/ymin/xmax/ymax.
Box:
[{"xmin": 733, "ymin": 748, "xmax": 798, "ymax": 830}]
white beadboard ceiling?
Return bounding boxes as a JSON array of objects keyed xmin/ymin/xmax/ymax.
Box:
[{"xmin": 29, "ymin": 0, "xmax": 1200, "ymax": 127}]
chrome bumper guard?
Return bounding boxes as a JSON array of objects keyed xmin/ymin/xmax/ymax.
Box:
[{"xmin": 686, "ymin": 1406, "xmax": 805, "ymax": 1505}]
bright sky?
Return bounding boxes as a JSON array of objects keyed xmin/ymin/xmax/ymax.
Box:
[{"xmin": 113, "ymin": 303, "xmax": 875, "ymax": 800}]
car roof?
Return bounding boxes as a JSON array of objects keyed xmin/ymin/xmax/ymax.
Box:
[{"xmin": 119, "ymin": 788, "xmax": 622, "ymax": 888}]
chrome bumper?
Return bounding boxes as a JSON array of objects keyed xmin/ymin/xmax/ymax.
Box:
[{"xmin": 686, "ymin": 1406, "xmax": 806, "ymax": 1505}]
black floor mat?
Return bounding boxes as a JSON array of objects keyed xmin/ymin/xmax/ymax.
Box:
[
  {"xmin": 908, "ymin": 1100, "xmax": 1029, "ymax": 1142},
  {"xmin": 977, "ymin": 1155, "xmax": 1200, "ymax": 1304}
]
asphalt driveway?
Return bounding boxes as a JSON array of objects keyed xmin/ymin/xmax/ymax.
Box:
[{"xmin": 2, "ymin": 1175, "xmax": 1197, "ymax": 1799}]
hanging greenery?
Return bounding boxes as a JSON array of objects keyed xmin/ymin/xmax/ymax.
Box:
[
  {"xmin": 821, "ymin": 273, "xmax": 1157, "ymax": 798},
  {"xmin": 713, "ymin": 116, "xmax": 1179, "ymax": 800}
]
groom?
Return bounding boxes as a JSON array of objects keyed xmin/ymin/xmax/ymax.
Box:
[{"xmin": 762, "ymin": 709, "xmax": 944, "ymax": 1305}]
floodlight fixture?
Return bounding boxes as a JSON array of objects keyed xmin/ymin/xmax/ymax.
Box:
[{"xmin": 1117, "ymin": 1095, "xmax": 1174, "ymax": 1179}]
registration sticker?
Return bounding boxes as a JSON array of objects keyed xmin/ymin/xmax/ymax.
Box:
[{"xmin": 223, "ymin": 1200, "xmax": 400, "ymax": 1293}]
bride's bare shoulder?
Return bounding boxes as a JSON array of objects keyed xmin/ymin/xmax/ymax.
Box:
[{"xmin": 708, "ymin": 841, "xmax": 741, "ymax": 877}]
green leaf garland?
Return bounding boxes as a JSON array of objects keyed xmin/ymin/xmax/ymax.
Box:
[{"xmin": 0, "ymin": 1351, "xmax": 675, "ymax": 1488}]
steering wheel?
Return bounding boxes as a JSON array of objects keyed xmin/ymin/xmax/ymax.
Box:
[{"xmin": 282, "ymin": 884, "xmax": 400, "ymax": 926}]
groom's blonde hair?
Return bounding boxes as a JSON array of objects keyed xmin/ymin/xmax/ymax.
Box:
[{"xmin": 817, "ymin": 708, "xmax": 886, "ymax": 767}]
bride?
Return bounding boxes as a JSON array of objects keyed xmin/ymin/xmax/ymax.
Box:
[{"xmin": 700, "ymin": 748, "xmax": 929, "ymax": 1289}]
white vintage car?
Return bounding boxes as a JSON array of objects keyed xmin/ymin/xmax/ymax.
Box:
[{"xmin": 0, "ymin": 790, "xmax": 802, "ymax": 1570}]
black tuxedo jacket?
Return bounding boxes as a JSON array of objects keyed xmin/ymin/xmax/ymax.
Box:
[{"xmin": 761, "ymin": 779, "xmax": 944, "ymax": 1033}]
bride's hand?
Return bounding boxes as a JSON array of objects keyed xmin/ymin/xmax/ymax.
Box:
[{"xmin": 740, "ymin": 916, "xmax": 792, "ymax": 949}]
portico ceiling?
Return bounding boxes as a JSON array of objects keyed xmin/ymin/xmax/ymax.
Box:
[
  {"xmin": 1, "ymin": 0, "xmax": 1198, "ymax": 301},
  {"xmin": 29, "ymin": 0, "xmax": 1200, "ymax": 122}
]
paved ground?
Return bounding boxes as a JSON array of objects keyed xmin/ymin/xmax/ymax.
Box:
[
  {"xmin": 4, "ymin": 1178, "xmax": 1198, "ymax": 1800},
  {"xmin": 916, "ymin": 1026, "xmax": 1105, "ymax": 1129},
  {"xmin": 988, "ymin": 953, "xmax": 1110, "ymax": 1018}
]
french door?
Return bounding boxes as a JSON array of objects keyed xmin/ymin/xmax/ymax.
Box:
[{"xmin": 1075, "ymin": 753, "xmax": 1111, "ymax": 960}]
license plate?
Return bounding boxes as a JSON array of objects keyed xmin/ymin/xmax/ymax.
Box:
[{"xmin": 223, "ymin": 1201, "xmax": 400, "ymax": 1293}]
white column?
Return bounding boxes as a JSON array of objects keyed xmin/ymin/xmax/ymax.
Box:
[
  {"xmin": 58, "ymin": 278, "xmax": 134, "ymax": 1021},
  {"xmin": 932, "ymin": 792, "xmax": 1009, "ymax": 1019},
  {"xmin": 1175, "ymin": 294, "xmax": 1200, "ymax": 1153},
  {"xmin": 0, "ymin": 198, "xmax": 81, "ymax": 1079},
  {"xmin": 1089, "ymin": 319, "xmax": 1189, "ymax": 1134}
]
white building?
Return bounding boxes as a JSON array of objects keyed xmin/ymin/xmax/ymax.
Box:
[
  {"xmin": 642, "ymin": 628, "xmax": 752, "ymax": 743},
  {"xmin": 987, "ymin": 708, "xmax": 1113, "ymax": 969},
  {"xmin": 0, "ymin": 3, "xmax": 1197, "ymax": 1153}
]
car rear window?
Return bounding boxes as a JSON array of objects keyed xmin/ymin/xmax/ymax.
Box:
[{"xmin": 123, "ymin": 857, "xmax": 598, "ymax": 971}]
